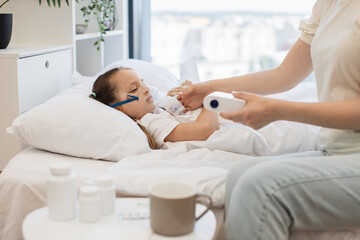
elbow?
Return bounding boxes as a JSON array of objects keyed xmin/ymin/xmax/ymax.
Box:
[{"xmin": 200, "ymin": 123, "xmax": 218, "ymax": 140}]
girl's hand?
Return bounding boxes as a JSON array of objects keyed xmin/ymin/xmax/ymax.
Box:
[
  {"xmin": 177, "ymin": 82, "xmax": 211, "ymax": 112},
  {"xmin": 220, "ymin": 92, "xmax": 281, "ymax": 130}
]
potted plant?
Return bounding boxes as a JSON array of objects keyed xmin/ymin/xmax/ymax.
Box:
[
  {"xmin": 0, "ymin": 8, "xmax": 11, "ymax": 49},
  {"xmin": 0, "ymin": 0, "xmax": 12, "ymax": 49},
  {"xmin": 76, "ymin": 0, "xmax": 116, "ymax": 50},
  {"xmin": 0, "ymin": 0, "xmax": 69, "ymax": 49}
]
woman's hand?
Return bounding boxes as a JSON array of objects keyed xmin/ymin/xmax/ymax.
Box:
[
  {"xmin": 177, "ymin": 82, "xmax": 211, "ymax": 112},
  {"xmin": 220, "ymin": 92, "xmax": 282, "ymax": 130}
]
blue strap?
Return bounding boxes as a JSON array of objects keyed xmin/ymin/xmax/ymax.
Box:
[{"xmin": 110, "ymin": 95, "xmax": 139, "ymax": 108}]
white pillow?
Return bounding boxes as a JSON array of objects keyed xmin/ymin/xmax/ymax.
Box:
[{"xmin": 7, "ymin": 60, "xmax": 181, "ymax": 161}]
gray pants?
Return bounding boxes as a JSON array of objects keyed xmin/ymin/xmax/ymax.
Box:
[{"xmin": 225, "ymin": 151, "xmax": 360, "ymax": 240}]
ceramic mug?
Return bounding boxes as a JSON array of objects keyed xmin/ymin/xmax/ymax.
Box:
[{"xmin": 149, "ymin": 182, "xmax": 212, "ymax": 236}]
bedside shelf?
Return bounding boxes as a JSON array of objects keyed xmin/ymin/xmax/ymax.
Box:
[
  {"xmin": 75, "ymin": 30, "xmax": 124, "ymax": 41},
  {"xmin": 0, "ymin": 44, "xmax": 73, "ymax": 59}
]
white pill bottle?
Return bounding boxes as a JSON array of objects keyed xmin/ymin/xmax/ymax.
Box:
[
  {"xmin": 78, "ymin": 185, "xmax": 101, "ymax": 223},
  {"xmin": 95, "ymin": 174, "xmax": 116, "ymax": 216},
  {"xmin": 47, "ymin": 162, "xmax": 77, "ymax": 221}
]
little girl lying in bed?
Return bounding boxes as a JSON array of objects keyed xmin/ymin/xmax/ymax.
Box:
[
  {"xmin": 90, "ymin": 67, "xmax": 320, "ymax": 155},
  {"xmin": 90, "ymin": 67, "xmax": 219, "ymax": 149}
]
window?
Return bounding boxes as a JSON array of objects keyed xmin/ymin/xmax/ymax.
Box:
[{"xmin": 150, "ymin": 0, "xmax": 316, "ymax": 82}]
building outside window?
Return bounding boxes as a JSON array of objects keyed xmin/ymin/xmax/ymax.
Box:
[{"xmin": 150, "ymin": 0, "xmax": 316, "ymax": 82}]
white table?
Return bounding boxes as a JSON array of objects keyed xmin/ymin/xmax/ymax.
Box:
[{"xmin": 22, "ymin": 198, "xmax": 216, "ymax": 240}]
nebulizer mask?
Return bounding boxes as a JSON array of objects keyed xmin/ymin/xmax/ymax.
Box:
[{"xmin": 159, "ymin": 96, "xmax": 185, "ymax": 116}]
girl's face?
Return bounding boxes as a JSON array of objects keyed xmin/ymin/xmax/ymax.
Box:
[{"xmin": 110, "ymin": 69, "xmax": 156, "ymax": 120}]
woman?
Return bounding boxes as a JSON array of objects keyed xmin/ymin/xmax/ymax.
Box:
[{"xmin": 178, "ymin": 0, "xmax": 360, "ymax": 239}]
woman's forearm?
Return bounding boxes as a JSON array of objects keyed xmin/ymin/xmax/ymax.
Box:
[
  {"xmin": 205, "ymin": 69, "xmax": 287, "ymax": 95},
  {"xmin": 205, "ymin": 39, "xmax": 313, "ymax": 95},
  {"xmin": 275, "ymin": 97, "xmax": 360, "ymax": 130}
]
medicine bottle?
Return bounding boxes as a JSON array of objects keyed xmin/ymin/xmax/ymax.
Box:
[
  {"xmin": 95, "ymin": 174, "xmax": 116, "ymax": 216},
  {"xmin": 79, "ymin": 185, "xmax": 101, "ymax": 223},
  {"xmin": 47, "ymin": 162, "xmax": 77, "ymax": 221}
]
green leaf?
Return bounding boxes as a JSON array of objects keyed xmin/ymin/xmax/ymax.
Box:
[
  {"xmin": 75, "ymin": 0, "xmax": 115, "ymax": 50},
  {"xmin": 37, "ymin": 0, "xmax": 70, "ymax": 7}
]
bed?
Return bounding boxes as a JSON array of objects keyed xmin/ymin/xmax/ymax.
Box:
[{"xmin": 1, "ymin": 59, "xmax": 359, "ymax": 240}]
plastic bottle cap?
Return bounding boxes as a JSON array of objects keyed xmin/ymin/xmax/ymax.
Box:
[
  {"xmin": 80, "ymin": 185, "xmax": 99, "ymax": 197},
  {"xmin": 95, "ymin": 175, "xmax": 114, "ymax": 188},
  {"xmin": 50, "ymin": 162, "xmax": 72, "ymax": 176}
]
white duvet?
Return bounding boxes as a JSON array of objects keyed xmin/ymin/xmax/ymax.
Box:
[
  {"xmin": 109, "ymin": 119, "xmax": 319, "ymax": 208},
  {"xmin": 109, "ymin": 82, "xmax": 320, "ymax": 207},
  {"xmin": 162, "ymin": 118, "xmax": 319, "ymax": 156},
  {"xmin": 110, "ymin": 147, "xmax": 246, "ymax": 207}
]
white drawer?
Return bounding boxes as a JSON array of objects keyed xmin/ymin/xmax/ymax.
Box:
[{"xmin": 18, "ymin": 49, "xmax": 72, "ymax": 113}]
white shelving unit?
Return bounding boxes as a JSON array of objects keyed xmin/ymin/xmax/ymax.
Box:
[
  {"xmin": 0, "ymin": 0, "xmax": 128, "ymax": 76},
  {"xmin": 74, "ymin": 0, "xmax": 128, "ymax": 76}
]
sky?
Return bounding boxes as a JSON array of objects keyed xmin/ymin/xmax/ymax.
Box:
[{"xmin": 152, "ymin": 0, "xmax": 317, "ymax": 14}]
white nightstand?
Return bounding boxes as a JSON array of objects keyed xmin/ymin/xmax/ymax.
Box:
[
  {"xmin": 0, "ymin": 45, "xmax": 72, "ymax": 170},
  {"xmin": 22, "ymin": 198, "xmax": 216, "ymax": 240}
]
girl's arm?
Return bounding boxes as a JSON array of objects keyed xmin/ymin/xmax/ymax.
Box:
[{"xmin": 164, "ymin": 108, "xmax": 219, "ymax": 142}]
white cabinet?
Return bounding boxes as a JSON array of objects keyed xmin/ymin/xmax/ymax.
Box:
[
  {"xmin": 18, "ymin": 49, "xmax": 73, "ymax": 113},
  {"xmin": 0, "ymin": 46, "xmax": 72, "ymax": 170}
]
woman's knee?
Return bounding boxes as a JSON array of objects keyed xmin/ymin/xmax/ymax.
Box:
[
  {"xmin": 226, "ymin": 158, "xmax": 266, "ymax": 192},
  {"xmin": 229, "ymin": 160, "xmax": 294, "ymax": 204},
  {"xmin": 225, "ymin": 158, "xmax": 268, "ymax": 212}
]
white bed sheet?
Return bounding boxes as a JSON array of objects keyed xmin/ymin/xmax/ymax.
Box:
[{"xmin": 1, "ymin": 147, "xmax": 360, "ymax": 240}]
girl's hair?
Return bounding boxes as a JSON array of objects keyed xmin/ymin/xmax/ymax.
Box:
[{"xmin": 90, "ymin": 67, "xmax": 157, "ymax": 150}]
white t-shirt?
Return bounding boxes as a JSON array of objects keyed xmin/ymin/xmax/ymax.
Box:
[
  {"xmin": 138, "ymin": 108, "xmax": 231, "ymax": 149},
  {"xmin": 138, "ymin": 109, "xmax": 180, "ymax": 148},
  {"xmin": 299, "ymin": 0, "xmax": 360, "ymax": 155}
]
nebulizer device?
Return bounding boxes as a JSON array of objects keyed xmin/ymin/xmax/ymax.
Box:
[{"xmin": 159, "ymin": 96, "xmax": 185, "ymax": 116}]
